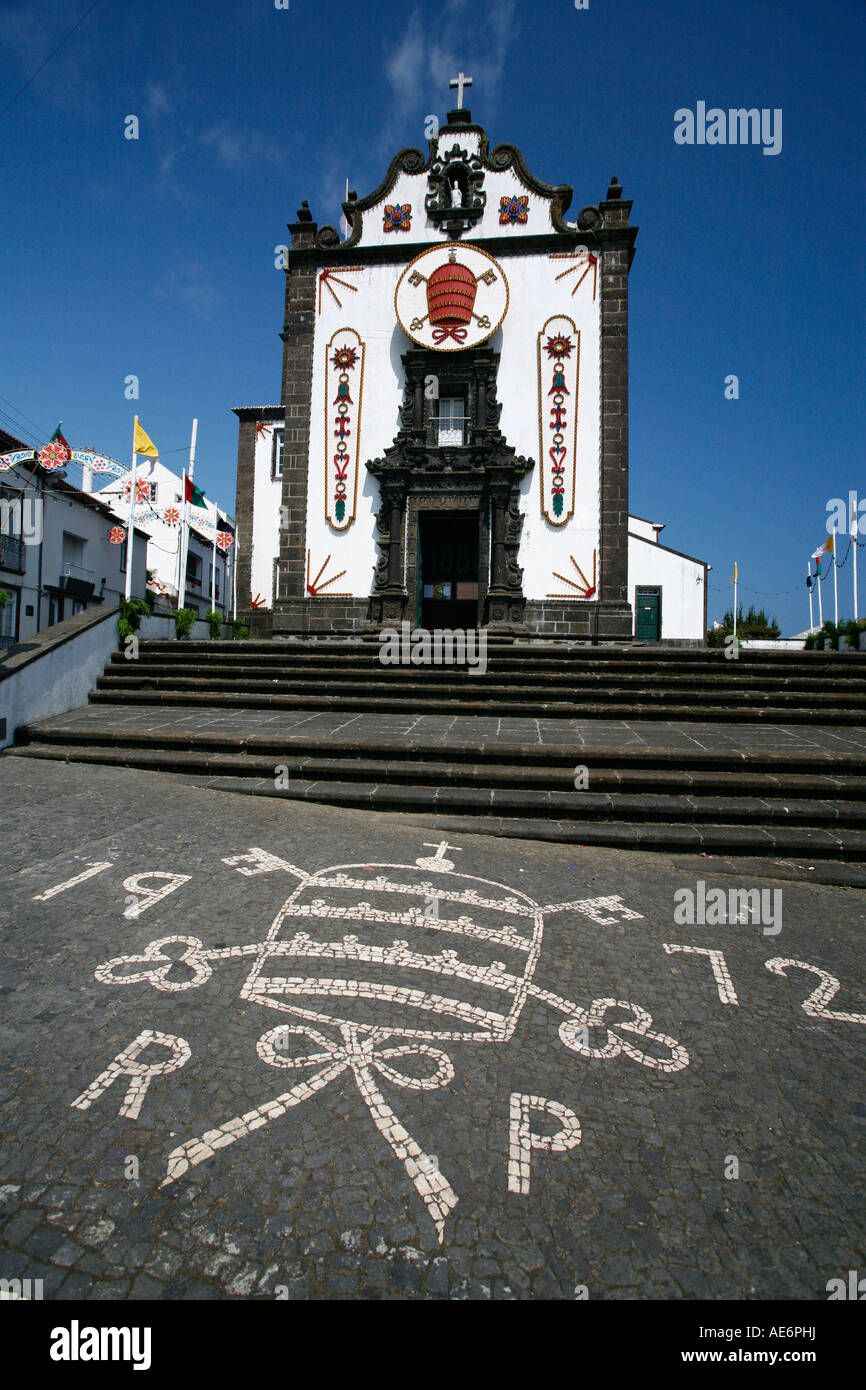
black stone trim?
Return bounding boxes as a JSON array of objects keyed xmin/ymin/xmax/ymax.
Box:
[
  {"xmin": 233, "ymin": 406, "xmax": 285, "ymax": 422},
  {"xmin": 288, "ymin": 227, "xmax": 611, "ymax": 271}
]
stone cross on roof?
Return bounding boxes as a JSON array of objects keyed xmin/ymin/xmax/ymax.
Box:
[{"xmin": 449, "ymin": 71, "xmax": 472, "ymax": 108}]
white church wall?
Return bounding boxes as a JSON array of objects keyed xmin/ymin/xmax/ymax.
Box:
[
  {"xmin": 250, "ymin": 425, "xmax": 282, "ymax": 606},
  {"xmin": 628, "ymin": 531, "xmax": 706, "ymax": 640},
  {"xmin": 304, "ymin": 246, "xmax": 601, "ymax": 602}
]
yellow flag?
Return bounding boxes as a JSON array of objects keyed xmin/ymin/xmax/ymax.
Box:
[
  {"xmin": 733, "ymin": 562, "xmax": 738, "ymax": 581},
  {"xmin": 133, "ymin": 418, "xmax": 159, "ymax": 458},
  {"xmin": 825, "ymin": 535, "xmax": 834, "ymax": 553}
]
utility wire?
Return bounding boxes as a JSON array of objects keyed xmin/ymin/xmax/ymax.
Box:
[{"xmin": 0, "ymin": 0, "xmax": 105, "ymax": 123}]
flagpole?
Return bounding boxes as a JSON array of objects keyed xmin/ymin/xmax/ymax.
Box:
[
  {"xmin": 817, "ymin": 561, "xmax": 824, "ymax": 627},
  {"xmin": 125, "ymin": 418, "xmax": 138, "ymax": 601},
  {"xmin": 833, "ymin": 523, "xmax": 839, "ymax": 625},
  {"xmin": 807, "ymin": 562, "xmax": 814, "ymax": 632},
  {"xmin": 179, "ymin": 419, "xmax": 197, "ymax": 609},
  {"xmin": 732, "ymin": 562, "xmax": 738, "ymax": 639},
  {"xmin": 853, "ymin": 502, "xmax": 859, "ymax": 623},
  {"xmin": 211, "ymin": 514, "xmax": 218, "ymax": 619}
]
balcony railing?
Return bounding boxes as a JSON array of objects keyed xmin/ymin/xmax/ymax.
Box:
[
  {"xmin": 0, "ymin": 534, "xmax": 25, "ymax": 574},
  {"xmin": 61, "ymin": 562, "xmax": 95, "ymax": 582},
  {"xmin": 425, "ymin": 415, "xmax": 471, "ymax": 448}
]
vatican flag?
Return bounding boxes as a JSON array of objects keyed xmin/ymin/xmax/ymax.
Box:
[{"xmin": 133, "ymin": 418, "xmax": 159, "ymax": 458}]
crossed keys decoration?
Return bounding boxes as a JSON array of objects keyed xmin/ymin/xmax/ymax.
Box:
[
  {"xmin": 81, "ymin": 841, "xmax": 691, "ymax": 1243},
  {"xmin": 394, "ymin": 243, "xmax": 509, "ymax": 351}
]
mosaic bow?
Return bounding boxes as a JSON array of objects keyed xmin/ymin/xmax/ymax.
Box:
[{"xmin": 163, "ymin": 1022, "xmax": 459, "ymax": 1241}]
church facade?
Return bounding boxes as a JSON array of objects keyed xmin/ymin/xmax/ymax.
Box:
[{"xmin": 234, "ymin": 104, "xmax": 707, "ymax": 642}]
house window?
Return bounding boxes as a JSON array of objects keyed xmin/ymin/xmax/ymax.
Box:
[
  {"xmin": 272, "ymin": 428, "xmax": 284, "ymax": 479},
  {"xmin": 119, "ymin": 541, "xmax": 127, "ymax": 573},
  {"xmin": 62, "ymin": 532, "xmax": 86, "ymax": 570},
  {"xmin": 186, "ymin": 553, "xmax": 201, "ymax": 591},
  {"xmin": 436, "ymin": 397, "xmax": 466, "ymax": 446}
]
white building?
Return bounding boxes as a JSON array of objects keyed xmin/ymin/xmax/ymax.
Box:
[
  {"xmin": 628, "ymin": 515, "xmax": 708, "ymax": 642},
  {"xmin": 93, "ymin": 458, "xmax": 235, "ymax": 619},
  {"xmin": 0, "ymin": 428, "xmax": 148, "ymax": 650},
  {"xmin": 232, "ymin": 102, "xmax": 708, "ymax": 641}
]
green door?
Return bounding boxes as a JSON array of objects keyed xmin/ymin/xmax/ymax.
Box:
[{"xmin": 635, "ymin": 590, "xmax": 660, "ymax": 641}]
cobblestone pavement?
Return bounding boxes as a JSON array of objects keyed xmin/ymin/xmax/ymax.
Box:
[
  {"xmin": 26, "ymin": 703, "xmax": 866, "ymax": 752},
  {"xmin": 0, "ymin": 757, "xmax": 863, "ymax": 1300}
]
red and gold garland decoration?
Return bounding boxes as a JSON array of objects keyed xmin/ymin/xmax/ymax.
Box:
[
  {"xmin": 216, "ymin": 531, "xmax": 234, "ymax": 551},
  {"xmin": 109, "ymin": 526, "xmax": 126, "ymax": 545},
  {"xmin": 324, "ymin": 328, "xmax": 365, "ymax": 530},
  {"xmin": 537, "ymin": 315, "xmax": 580, "ymax": 527}
]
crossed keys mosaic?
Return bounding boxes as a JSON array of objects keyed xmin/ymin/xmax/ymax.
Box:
[{"xmin": 77, "ymin": 841, "xmax": 692, "ymax": 1243}]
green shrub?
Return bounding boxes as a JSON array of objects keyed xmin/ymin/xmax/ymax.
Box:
[
  {"xmin": 231, "ymin": 619, "xmax": 250, "ymax": 640},
  {"xmin": 204, "ymin": 609, "xmax": 223, "ymax": 639},
  {"xmin": 174, "ymin": 607, "xmax": 197, "ymax": 640},
  {"xmin": 0, "ymin": 588, "xmax": 8, "ymax": 610},
  {"xmin": 117, "ymin": 596, "xmax": 151, "ymax": 645}
]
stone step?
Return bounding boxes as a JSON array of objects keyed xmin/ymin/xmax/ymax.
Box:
[
  {"xmin": 85, "ymin": 687, "xmax": 865, "ymax": 723},
  {"xmin": 18, "ymin": 721, "xmax": 866, "ymax": 774},
  {"xmin": 102, "ymin": 659, "xmax": 866, "ymax": 691},
  {"xmin": 10, "ymin": 744, "xmax": 866, "ymax": 830},
  {"xmin": 94, "ymin": 671, "xmax": 866, "ymax": 708}
]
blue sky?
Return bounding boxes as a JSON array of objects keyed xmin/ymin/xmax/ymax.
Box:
[{"xmin": 1, "ymin": 0, "xmax": 863, "ymax": 634}]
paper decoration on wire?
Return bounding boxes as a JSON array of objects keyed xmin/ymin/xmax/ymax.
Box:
[
  {"xmin": 162, "ymin": 507, "xmax": 180, "ymax": 526},
  {"xmin": 538, "ymin": 316, "xmax": 580, "ymax": 526},
  {"xmin": 325, "ymin": 329, "xmax": 365, "ymax": 529},
  {"xmin": 147, "ymin": 577, "xmax": 169, "ymax": 593},
  {"xmin": 549, "ymin": 248, "xmax": 598, "ymax": 300},
  {"xmin": 216, "ymin": 531, "xmax": 234, "ymax": 551},
  {"xmin": 109, "ymin": 526, "xmax": 126, "ymax": 545},
  {"xmin": 0, "ymin": 450, "xmax": 36, "ymax": 471},
  {"xmin": 318, "ymin": 266, "xmax": 362, "ymax": 314},
  {"xmin": 306, "ymin": 551, "xmax": 351, "ymax": 597},
  {"xmin": 547, "ymin": 550, "xmax": 597, "ymax": 599},
  {"xmin": 39, "ymin": 424, "xmax": 71, "ymax": 470},
  {"xmin": 124, "ymin": 478, "xmax": 151, "ymax": 503},
  {"xmin": 70, "ymin": 450, "xmax": 128, "ymax": 480}
]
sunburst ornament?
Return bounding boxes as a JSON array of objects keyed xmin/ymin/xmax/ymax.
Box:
[
  {"xmin": 549, "ymin": 249, "xmax": 598, "ymax": 300},
  {"xmin": 306, "ymin": 551, "xmax": 351, "ymax": 597},
  {"xmin": 547, "ymin": 551, "xmax": 597, "ymax": 599}
]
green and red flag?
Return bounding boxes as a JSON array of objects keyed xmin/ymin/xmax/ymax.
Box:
[{"xmin": 184, "ymin": 475, "xmax": 207, "ymax": 509}]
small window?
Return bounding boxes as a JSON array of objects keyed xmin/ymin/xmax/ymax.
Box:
[
  {"xmin": 272, "ymin": 428, "xmax": 284, "ymax": 479},
  {"xmin": 119, "ymin": 541, "xmax": 127, "ymax": 573},
  {"xmin": 437, "ymin": 398, "xmax": 465, "ymax": 446}
]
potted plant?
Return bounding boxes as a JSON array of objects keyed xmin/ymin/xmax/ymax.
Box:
[{"xmin": 204, "ymin": 609, "xmax": 223, "ymax": 639}]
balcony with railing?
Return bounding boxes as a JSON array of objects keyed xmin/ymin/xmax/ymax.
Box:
[
  {"xmin": 425, "ymin": 414, "xmax": 472, "ymax": 448},
  {"xmin": 0, "ymin": 534, "xmax": 25, "ymax": 574},
  {"xmin": 59, "ymin": 562, "xmax": 96, "ymax": 598}
]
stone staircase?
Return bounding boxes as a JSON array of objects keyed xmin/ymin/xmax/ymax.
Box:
[
  {"xmin": 8, "ymin": 638, "xmax": 866, "ymax": 859},
  {"xmin": 84, "ymin": 639, "xmax": 866, "ymax": 723}
]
